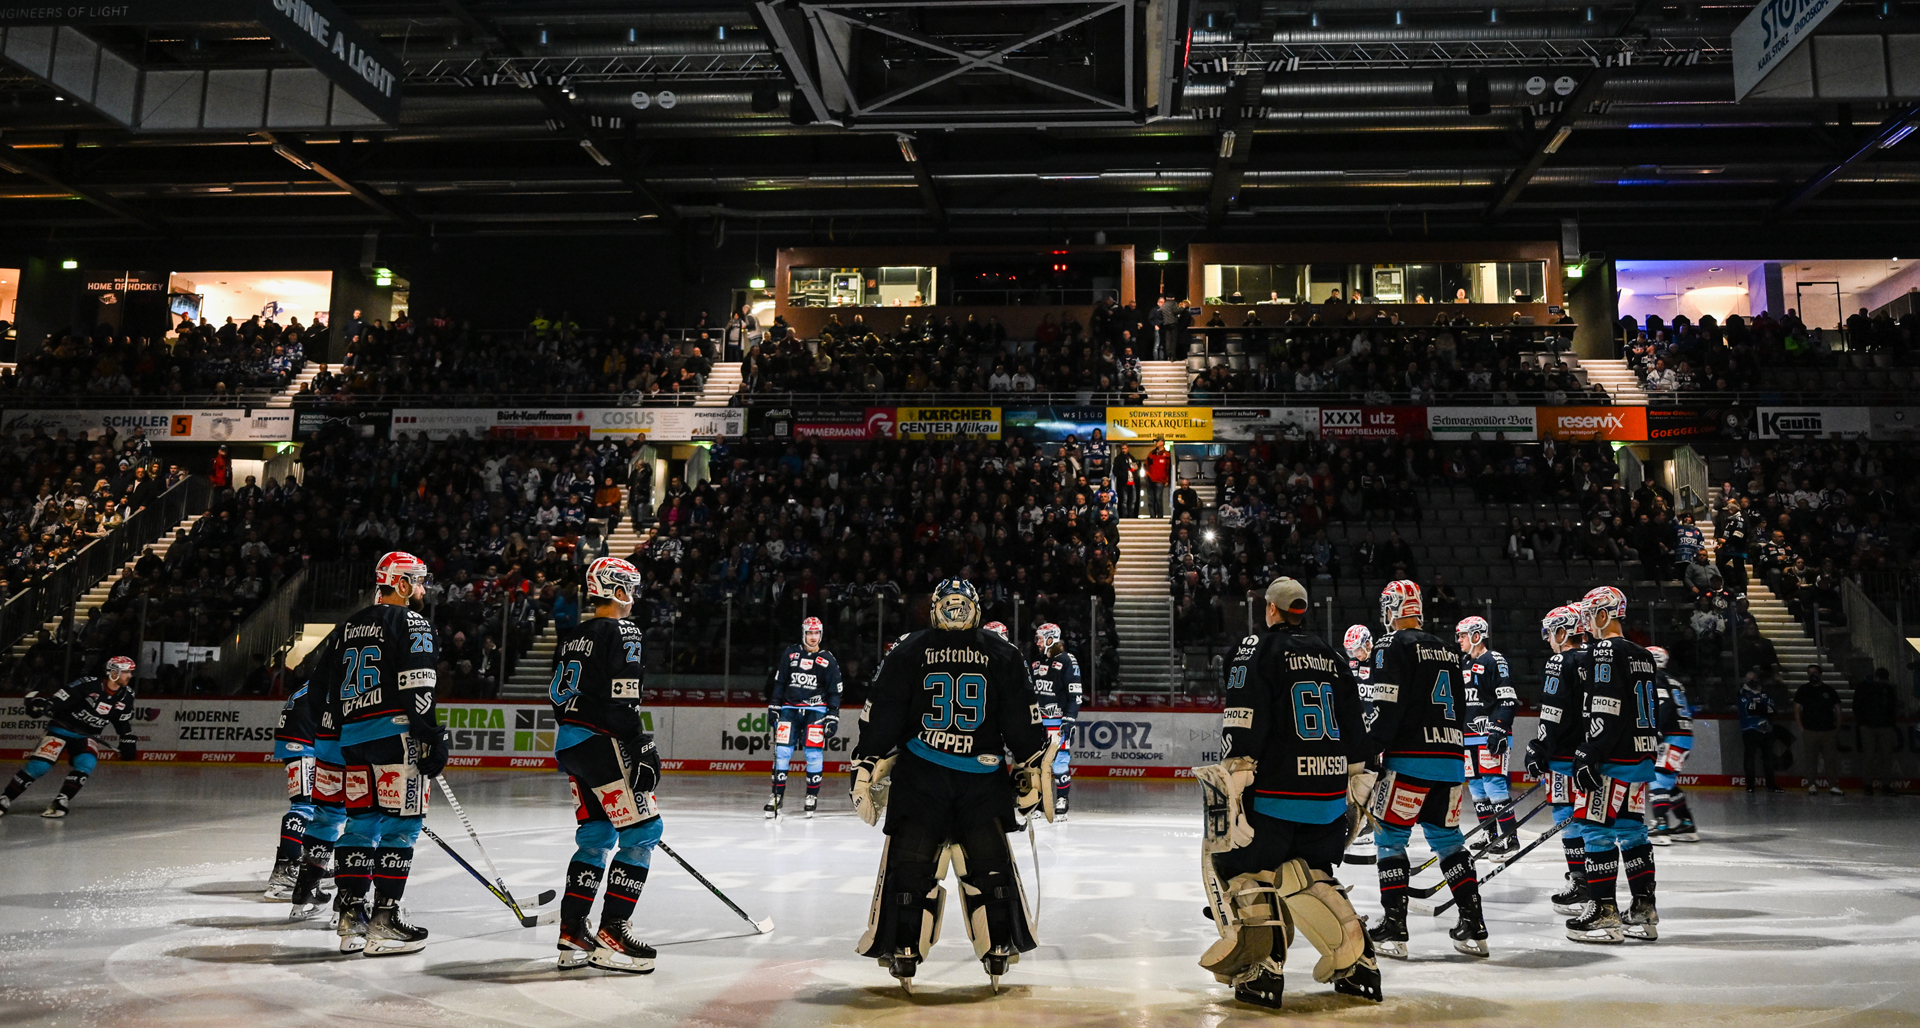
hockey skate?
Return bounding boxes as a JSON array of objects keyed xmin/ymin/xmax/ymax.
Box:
[
  {"xmin": 1449, "ymin": 893, "xmax": 1490, "ymax": 957},
  {"xmin": 763, "ymin": 793, "xmax": 782, "ymax": 819},
  {"xmin": 557, "ymin": 918, "xmax": 596, "ymax": 970},
  {"xmin": 1566, "ymin": 899, "xmax": 1626, "ymax": 944},
  {"xmin": 1344, "ymin": 832, "xmax": 1376, "ymax": 865},
  {"xmin": 1231, "ymin": 960, "xmax": 1285, "ymax": 1009},
  {"xmin": 39, "ymin": 795, "xmax": 69, "ymax": 819},
  {"xmin": 264, "ymin": 859, "xmax": 300, "ymax": 901},
  {"xmin": 1054, "ymin": 794, "xmax": 1071, "ymax": 823},
  {"xmin": 335, "ymin": 896, "xmax": 368, "ymax": 953},
  {"xmin": 288, "ymin": 874, "xmax": 333, "ymax": 922},
  {"xmin": 984, "ymin": 943, "xmax": 1016, "ymax": 991},
  {"xmin": 804, "ymin": 794, "xmax": 818, "ymax": 818},
  {"xmin": 1550, "ymin": 874, "xmax": 1590, "ymax": 916},
  {"xmin": 1483, "ymin": 834, "xmax": 1520, "ymax": 862},
  {"xmin": 1623, "ymin": 898, "xmax": 1659, "ymax": 941},
  {"xmin": 1670, "ymin": 819, "xmax": 1699, "ymax": 843},
  {"xmin": 1367, "ymin": 911, "xmax": 1409, "ymax": 960},
  {"xmin": 589, "ymin": 919, "xmax": 655, "ymax": 973},
  {"xmin": 364, "ymin": 897, "xmax": 428, "ymax": 956},
  {"xmin": 1648, "ymin": 824, "xmax": 1673, "ymax": 847},
  {"xmin": 1331, "ymin": 932, "xmax": 1383, "ymax": 1002},
  {"xmin": 0, "ymin": 794, "xmax": 11, "ymax": 817},
  {"xmin": 887, "ymin": 950, "xmax": 919, "ymax": 993}
]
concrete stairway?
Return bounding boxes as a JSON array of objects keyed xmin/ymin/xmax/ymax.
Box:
[
  {"xmin": 7, "ymin": 512, "xmax": 204, "ymax": 663},
  {"xmin": 1700, "ymin": 490, "xmax": 1840, "ymax": 692},
  {"xmin": 266, "ymin": 362, "xmax": 323, "ymax": 407},
  {"xmin": 696, "ymin": 362, "xmax": 743, "ymax": 406},
  {"xmin": 1112, "ymin": 518, "xmax": 1175, "ymax": 692},
  {"xmin": 499, "ymin": 491, "xmax": 655, "ymax": 698},
  {"xmin": 1138, "ymin": 360, "xmax": 1189, "ymax": 405},
  {"xmin": 1580, "ymin": 357, "xmax": 1650, "ymax": 406}
]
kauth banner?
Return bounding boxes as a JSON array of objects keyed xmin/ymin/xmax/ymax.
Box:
[{"xmin": 1106, "ymin": 406, "xmax": 1214, "ymax": 442}]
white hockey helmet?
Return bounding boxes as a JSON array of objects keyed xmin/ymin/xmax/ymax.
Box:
[
  {"xmin": 801, "ymin": 615, "xmax": 824, "ymax": 648},
  {"xmin": 983, "ymin": 621, "xmax": 1009, "ymax": 642},
  {"xmin": 586, "ymin": 556, "xmax": 641, "ymax": 605},
  {"xmin": 1455, "ymin": 615, "xmax": 1489, "ymax": 649},
  {"xmin": 1580, "ymin": 585, "xmax": 1628, "ymax": 632},
  {"xmin": 104, "ymin": 655, "xmax": 137, "ymax": 678},
  {"xmin": 1035, "ymin": 622, "xmax": 1062, "ymax": 650},
  {"xmin": 1541, "ymin": 605, "xmax": 1581, "ymax": 644},
  {"xmin": 1343, "ymin": 624, "xmax": 1373, "ymax": 662},
  {"xmin": 1647, "ymin": 645, "xmax": 1670, "ymax": 669}
]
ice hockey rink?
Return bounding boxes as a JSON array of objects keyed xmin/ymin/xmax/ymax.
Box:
[{"xmin": 2, "ymin": 768, "xmax": 1916, "ymax": 1028}]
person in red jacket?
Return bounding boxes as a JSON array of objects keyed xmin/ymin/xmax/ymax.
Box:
[
  {"xmin": 211, "ymin": 444, "xmax": 232, "ymax": 491},
  {"xmin": 1146, "ymin": 439, "xmax": 1172, "ymax": 518}
]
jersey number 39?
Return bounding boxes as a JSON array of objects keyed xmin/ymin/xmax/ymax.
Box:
[{"xmin": 922, "ymin": 673, "xmax": 985, "ymax": 732}]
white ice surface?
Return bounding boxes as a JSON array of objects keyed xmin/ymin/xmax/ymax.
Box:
[{"xmin": 2, "ymin": 768, "xmax": 1917, "ymax": 1027}]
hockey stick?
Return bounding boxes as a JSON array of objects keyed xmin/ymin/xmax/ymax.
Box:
[
  {"xmin": 1025, "ymin": 816, "xmax": 1044, "ymax": 928},
  {"xmin": 421, "ymin": 824, "xmax": 560, "ymax": 926},
  {"xmin": 1392, "ymin": 780, "xmax": 1543, "ymax": 883},
  {"xmin": 1402, "ymin": 795, "xmax": 1554, "ymax": 900},
  {"xmin": 1409, "ymin": 819, "xmax": 1565, "ymax": 917},
  {"xmin": 656, "ymin": 840, "xmax": 774, "ymax": 934},
  {"xmin": 433, "ymin": 774, "xmax": 554, "ymax": 926}
]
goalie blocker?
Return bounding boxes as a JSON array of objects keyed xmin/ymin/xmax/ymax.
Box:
[
  {"xmin": 1196, "ymin": 577, "xmax": 1381, "ymax": 1009},
  {"xmin": 848, "ymin": 579, "xmax": 1052, "ymax": 991}
]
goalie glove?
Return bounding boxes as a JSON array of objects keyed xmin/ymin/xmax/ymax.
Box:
[
  {"xmin": 1219, "ymin": 756, "xmax": 1257, "ymax": 848},
  {"xmin": 849, "ymin": 754, "xmax": 894, "ymax": 826}
]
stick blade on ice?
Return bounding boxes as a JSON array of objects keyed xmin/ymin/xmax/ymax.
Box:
[{"xmin": 753, "ymin": 917, "xmax": 775, "ymax": 934}]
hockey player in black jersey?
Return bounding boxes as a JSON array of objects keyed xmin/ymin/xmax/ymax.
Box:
[
  {"xmin": 764, "ymin": 616, "xmax": 842, "ymax": 819},
  {"xmin": 265, "ymin": 674, "xmax": 319, "ymax": 899},
  {"xmin": 331, "ymin": 551, "xmax": 449, "ymax": 956},
  {"xmin": 287, "ymin": 636, "xmax": 346, "ymax": 925},
  {"xmin": 551, "ymin": 556, "xmax": 663, "ymax": 973},
  {"xmin": 1455, "ymin": 616, "xmax": 1520, "ymax": 858},
  {"xmin": 1523, "ymin": 604, "xmax": 1594, "ymax": 917},
  {"xmin": 1563, "ymin": 586, "xmax": 1660, "ymax": 944},
  {"xmin": 848, "ymin": 579, "xmax": 1053, "ymax": 991},
  {"xmin": 1364, "ymin": 581, "xmax": 1488, "ymax": 959},
  {"xmin": 1, "ymin": 655, "xmax": 139, "ymax": 819},
  {"xmin": 1029, "ymin": 622, "xmax": 1083, "ymax": 820},
  {"xmin": 1197, "ymin": 578, "xmax": 1380, "ymax": 1009},
  {"xmin": 1646, "ymin": 647, "xmax": 1699, "ymax": 844}
]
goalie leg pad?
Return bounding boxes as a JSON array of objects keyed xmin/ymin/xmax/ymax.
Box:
[
  {"xmin": 949, "ymin": 827, "xmax": 1037, "ymax": 960},
  {"xmin": 1276, "ymin": 859, "xmax": 1369, "ymax": 984},
  {"xmin": 858, "ymin": 828, "xmax": 948, "ymax": 961},
  {"xmin": 1200, "ymin": 870, "xmax": 1282, "ymax": 980}
]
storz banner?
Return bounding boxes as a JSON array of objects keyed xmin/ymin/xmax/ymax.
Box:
[{"xmin": 1757, "ymin": 407, "xmax": 1871, "ymax": 439}]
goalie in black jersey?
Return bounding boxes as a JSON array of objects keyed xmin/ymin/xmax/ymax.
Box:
[
  {"xmin": 1196, "ymin": 578, "xmax": 1380, "ymax": 1009},
  {"xmin": 551, "ymin": 556, "xmax": 663, "ymax": 973},
  {"xmin": 848, "ymin": 579, "xmax": 1053, "ymax": 992},
  {"xmin": 1, "ymin": 655, "xmax": 139, "ymax": 819}
]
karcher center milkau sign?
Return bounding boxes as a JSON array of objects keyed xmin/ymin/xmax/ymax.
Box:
[{"xmin": 257, "ymin": 0, "xmax": 401, "ymax": 125}]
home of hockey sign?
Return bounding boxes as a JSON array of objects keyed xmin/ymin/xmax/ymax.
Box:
[{"xmin": 257, "ymin": 0, "xmax": 400, "ymax": 125}]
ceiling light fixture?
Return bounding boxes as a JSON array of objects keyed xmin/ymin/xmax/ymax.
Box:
[
  {"xmin": 1543, "ymin": 125, "xmax": 1573, "ymax": 154},
  {"xmin": 579, "ymin": 139, "xmax": 612, "ymax": 166},
  {"xmin": 896, "ymin": 135, "xmax": 918, "ymax": 163}
]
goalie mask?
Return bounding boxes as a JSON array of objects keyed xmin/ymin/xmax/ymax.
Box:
[{"xmin": 930, "ymin": 579, "xmax": 981, "ymax": 631}]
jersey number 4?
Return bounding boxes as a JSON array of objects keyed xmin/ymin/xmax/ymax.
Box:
[
  {"xmin": 1431, "ymin": 670, "xmax": 1455, "ymax": 721},
  {"xmin": 922, "ymin": 673, "xmax": 985, "ymax": 732}
]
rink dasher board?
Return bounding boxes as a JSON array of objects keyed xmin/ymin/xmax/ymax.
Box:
[{"xmin": 0, "ymin": 699, "xmax": 1836, "ymax": 787}]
